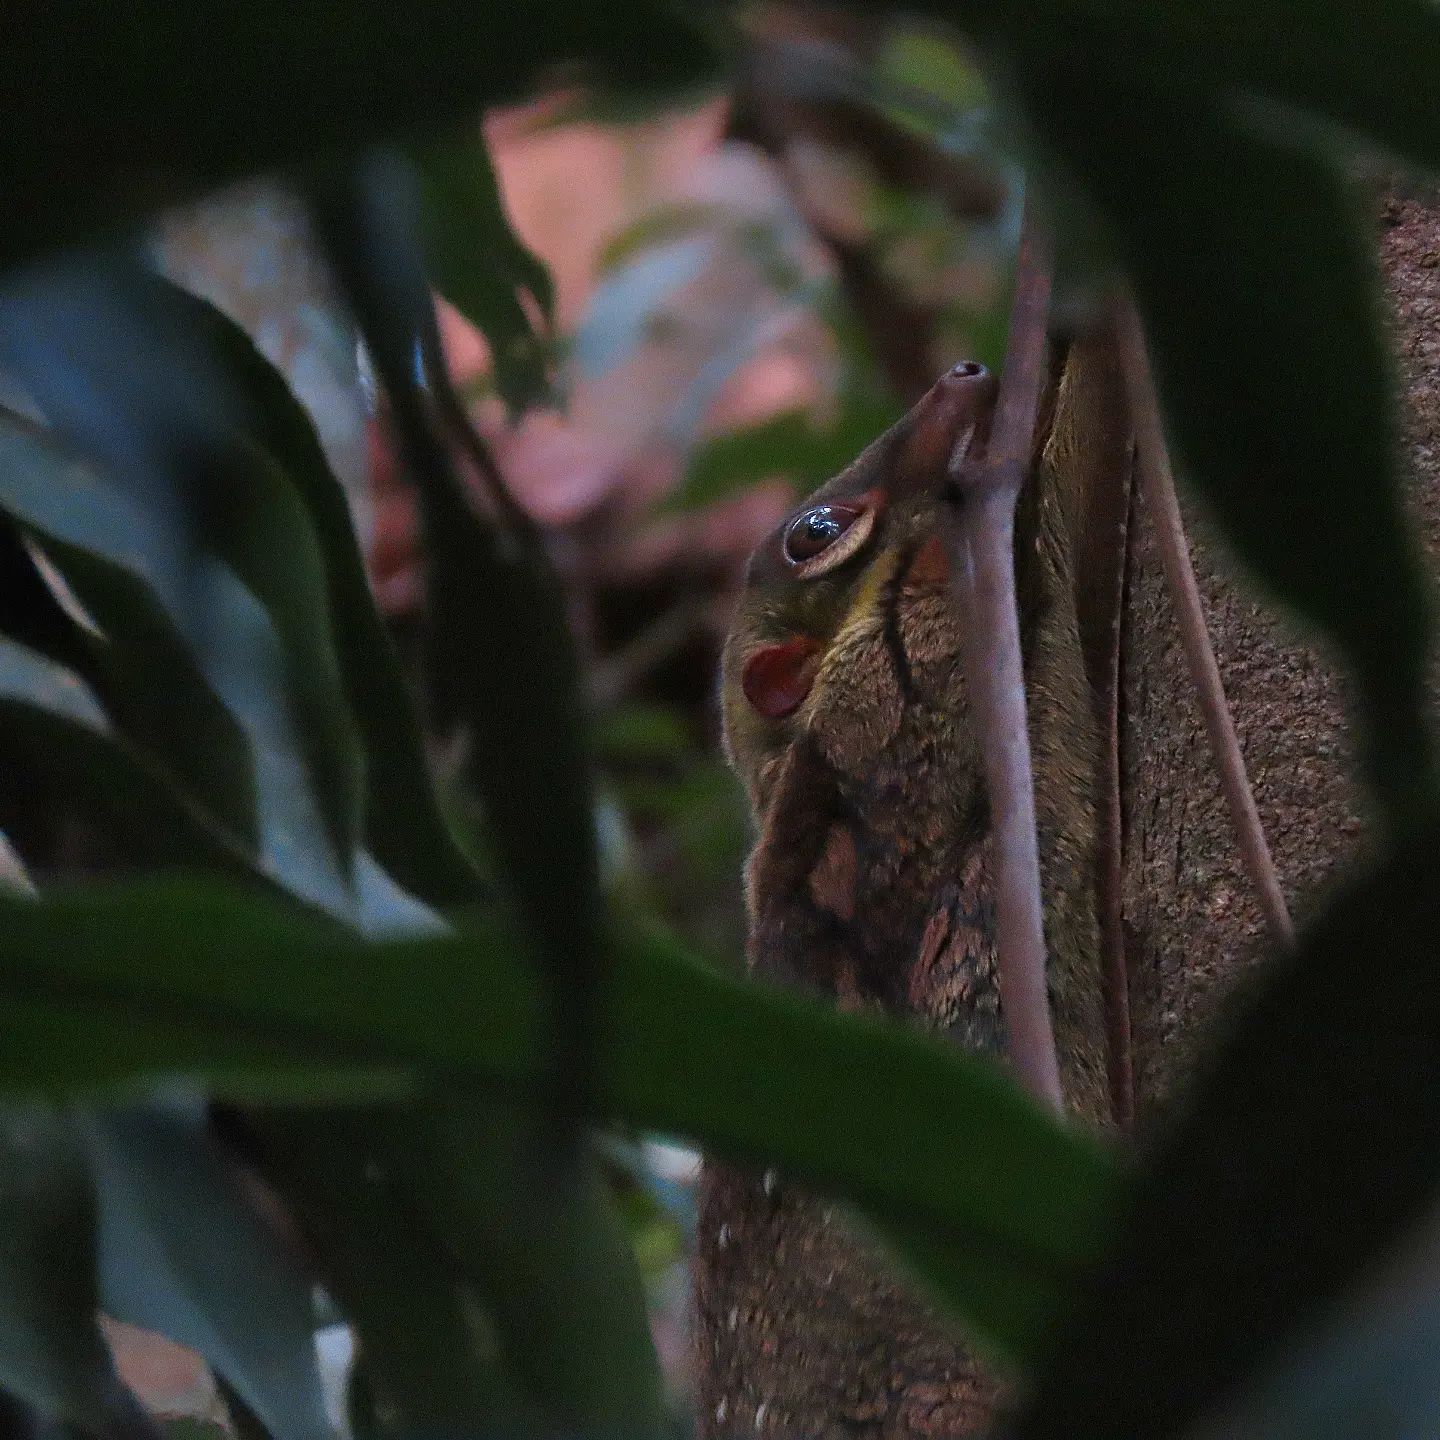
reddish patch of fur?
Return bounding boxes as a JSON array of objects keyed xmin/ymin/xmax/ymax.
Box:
[
  {"xmin": 742, "ymin": 637, "xmax": 822, "ymax": 719},
  {"xmin": 807, "ymin": 823, "xmax": 858, "ymax": 921},
  {"xmin": 903, "ymin": 534, "xmax": 950, "ymax": 589}
]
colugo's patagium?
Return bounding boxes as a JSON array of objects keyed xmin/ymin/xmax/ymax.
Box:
[{"xmin": 697, "ymin": 357, "xmax": 1111, "ymax": 1436}]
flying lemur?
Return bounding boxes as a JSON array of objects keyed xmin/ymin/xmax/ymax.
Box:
[{"xmin": 696, "ymin": 355, "xmax": 1114, "ymax": 1437}]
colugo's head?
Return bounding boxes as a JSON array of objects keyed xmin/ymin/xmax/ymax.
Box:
[{"xmin": 722, "ymin": 362, "xmax": 998, "ymax": 810}]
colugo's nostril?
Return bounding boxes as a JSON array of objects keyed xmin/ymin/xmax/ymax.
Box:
[{"xmin": 950, "ymin": 360, "xmax": 986, "ymax": 379}]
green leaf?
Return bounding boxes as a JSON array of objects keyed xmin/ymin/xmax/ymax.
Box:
[
  {"xmin": 250, "ymin": 1107, "xmax": 536, "ymax": 1435},
  {"xmin": 416, "ymin": 132, "xmax": 554, "ymax": 417},
  {"xmin": 1019, "ymin": 75, "xmax": 1434, "ymax": 825},
  {"xmin": 0, "ymin": 1106, "xmax": 138, "ymax": 1432},
  {"xmin": 669, "ymin": 393, "xmax": 903, "ymax": 512},
  {"xmin": 0, "ymin": 2, "xmax": 715, "ymax": 277},
  {"xmin": 88, "ymin": 1100, "xmax": 331, "ymax": 1440},
  {"xmin": 28, "ymin": 533, "xmax": 261, "ymax": 851},
  {"xmin": 0, "ymin": 257, "xmax": 366, "ymax": 885},
  {"xmin": 137, "ymin": 279, "xmax": 485, "ymax": 910},
  {"xmin": 1008, "ymin": 813, "xmax": 1440, "ymax": 1439},
  {"xmin": 0, "ymin": 877, "xmax": 1121, "ymax": 1362},
  {"xmin": 311, "ymin": 152, "xmax": 605, "ymax": 1092},
  {"xmin": 369, "ymin": 1098, "xmax": 666, "ymax": 1432},
  {"xmin": 0, "ymin": 636, "xmax": 264, "ymax": 879},
  {"xmin": 594, "ymin": 202, "xmax": 729, "ymax": 276},
  {"xmin": 958, "ymin": 0, "xmax": 1440, "ymax": 175},
  {"xmin": 593, "ymin": 704, "xmax": 693, "ymax": 764},
  {"xmin": 232, "ymin": 145, "xmax": 665, "ymax": 1411},
  {"xmin": 8, "ymin": 998, "xmax": 404, "ymax": 1107}
]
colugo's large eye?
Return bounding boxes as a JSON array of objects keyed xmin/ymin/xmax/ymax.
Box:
[
  {"xmin": 785, "ymin": 505, "xmax": 858, "ymax": 561},
  {"xmin": 781, "ymin": 490, "xmax": 882, "ymax": 578}
]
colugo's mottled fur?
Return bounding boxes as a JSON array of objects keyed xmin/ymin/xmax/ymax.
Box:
[{"xmin": 696, "ymin": 350, "xmax": 1114, "ymax": 1438}]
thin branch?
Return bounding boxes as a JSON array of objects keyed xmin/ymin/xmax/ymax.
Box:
[
  {"xmin": 1115, "ymin": 297, "xmax": 1295, "ymax": 951},
  {"xmin": 945, "ymin": 196, "xmax": 1064, "ymax": 1113}
]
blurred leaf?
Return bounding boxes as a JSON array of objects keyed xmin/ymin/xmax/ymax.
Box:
[
  {"xmin": 34, "ymin": 536, "xmax": 260, "ymax": 850},
  {"xmin": 160, "ymin": 1422, "xmax": 231, "ymax": 1440},
  {"xmin": 7, "ymin": 992, "xmax": 404, "ymax": 1106},
  {"xmin": 1020, "ymin": 75, "xmax": 1434, "ymax": 825},
  {"xmin": 0, "ymin": 639, "xmax": 108, "ymax": 733},
  {"xmin": 417, "ymin": 132, "xmax": 554, "ymax": 417},
  {"xmin": 668, "ymin": 393, "xmax": 901, "ymax": 512},
  {"xmin": 0, "ymin": 517, "xmax": 103, "ymax": 687},
  {"xmin": 1009, "ymin": 813, "xmax": 1440, "ymax": 1439},
  {"xmin": 87, "ymin": 1100, "xmax": 331, "ymax": 1440},
  {"xmin": 570, "ymin": 236, "xmax": 715, "ymax": 378},
  {"xmin": 0, "ymin": 2, "xmax": 714, "ymax": 276},
  {"xmin": 618, "ymin": 761, "xmax": 738, "ymax": 828},
  {"xmin": 372, "ymin": 1099, "xmax": 666, "ymax": 1433},
  {"xmin": 525, "ymin": 77, "xmax": 724, "ymax": 132},
  {"xmin": 0, "ymin": 635, "xmax": 268, "ymax": 880},
  {"xmin": 312, "ymin": 150, "xmax": 606, "ymax": 1087},
  {"xmin": 0, "ymin": 703, "xmax": 246, "ymax": 881},
  {"xmin": 0, "ymin": 256, "xmax": 366, "ymax": 885},
  {"xmin": 0, "ymin": 283, "xmax": 465, "ymax": 926},
  {"xmin": 1198, "ymin": 1215, "xmax": 1440, "ymax": 1439},
  {"xmin": 0, "ymin": 1106, "xmax": 138, "ymax": 1433},
  {"xmin": 0, "ymin": 456, "xmax": 346, "ymax": 910},
  {"xmin": 137, "ymin": 280, "xmax": 486, "ymax": 910},
  {"xmin": 0, "ymin": 257, "xmax": 238, "ymax": 588},
  {"xmin": 0, "ymin": 876, "xmax": 1120, "ymax": 1362},
  {"xmin": 0, "ymin": 604, "xmax": 435, "ymax": 943},
  {"xmin": 250, "ymin": 1108, "xmax": 535, "ymax": 1435},
  {"xmin": 276, "ymin": 159, "xmax": 659, "ymax": 1433},
  {"xmin": 595, "ymin": 202, "xmax": 728, "ymax": 275},
  {"xmin": 873, "ymin": 27, "xmax": 989, "ymax": 123},
  {"xmin": 956, "ymin": 0, "xmax": 1440, "ymax": 175},
  {"xmin": 593, "ymin": 704, "xmax": 693, "ymax": 764}
]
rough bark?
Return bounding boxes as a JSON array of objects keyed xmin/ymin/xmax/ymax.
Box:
[
  {"xmin": 697, "ymin": 185, "xmax": 1440, "ymax": 1433},
  {"xmin": 1124, "ymin": 186, "xmax": 1440, "ymax": 1120}
]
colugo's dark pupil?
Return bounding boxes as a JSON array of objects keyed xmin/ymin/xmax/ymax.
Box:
[{"xmin": 785, "ymin": 504, "xmax": 856, "ymax": 562}]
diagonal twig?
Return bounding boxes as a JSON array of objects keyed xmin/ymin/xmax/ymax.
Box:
[
  {"xmin": 945, "ymin": 195, "xmax": 1064, "ymax": 1113},
  {"xmin": 1115, "ymin": 297, "xmax": 1295, "ymax": 952}
]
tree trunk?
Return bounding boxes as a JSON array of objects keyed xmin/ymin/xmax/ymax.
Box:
[
  {"xmin": 696, "ymin": 185, "xmax": 1440, "ymax": 1433},
  {"xmin": 1124, "ymin": 184, "xmax": 1440, "ymax": 1118}
]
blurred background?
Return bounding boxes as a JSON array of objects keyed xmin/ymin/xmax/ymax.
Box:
[{"xmin": 135, "ymin": 11, "xmax": 1021, "ymax": 1420}]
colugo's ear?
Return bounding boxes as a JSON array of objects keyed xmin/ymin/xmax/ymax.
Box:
[{"xmin": 741, "ymin": 636, "xmax": 823, "ymax": 720}]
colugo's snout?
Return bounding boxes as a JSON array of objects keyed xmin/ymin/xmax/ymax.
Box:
[{"xmin": 886, "ymin": 361, "xmax": 997, "ymax": 500}]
